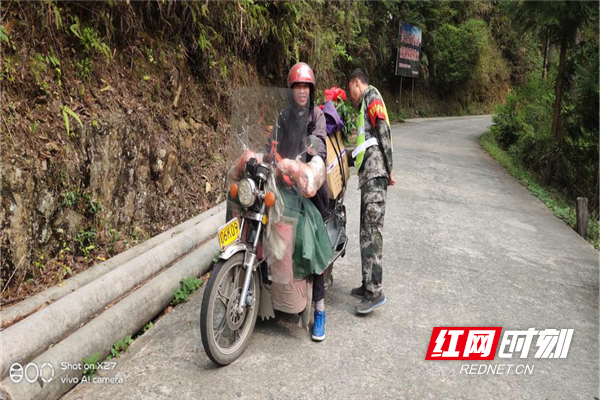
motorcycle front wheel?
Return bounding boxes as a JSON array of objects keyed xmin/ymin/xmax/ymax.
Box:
[{"xmin": 200, "ymin": 252, "xmax": 260, "ymax": 366}]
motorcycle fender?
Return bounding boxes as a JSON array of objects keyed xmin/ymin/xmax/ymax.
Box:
[
  {"xmin": 219, "ymin": 242, "xmax": 252, "ymax": 261},
  {"xmin": 219, "ymin": 243, "xmax": 274, "ymax": 319}
]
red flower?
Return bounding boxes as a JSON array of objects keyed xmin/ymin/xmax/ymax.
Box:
[
  {"xmin": 324, "ymin": 87, "xmax": 347, "ymax": 102},
  {"xmin": 324, "ymin": 88, "xmax": 335, "ymax": 102}
]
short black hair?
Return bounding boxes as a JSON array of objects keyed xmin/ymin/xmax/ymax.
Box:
[{"xmin": 348, "ymin": 68, "xmax": 369, "ymax": 86}]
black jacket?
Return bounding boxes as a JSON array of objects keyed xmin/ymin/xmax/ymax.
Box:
[{"xmin": 271, "ymin": 106, "xmax": 329, "ymax": 219}]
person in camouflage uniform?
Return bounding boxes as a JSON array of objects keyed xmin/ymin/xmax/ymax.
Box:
[{"xmin": 347, "ymin": 68, "xmax": 395, "ymax": 314}]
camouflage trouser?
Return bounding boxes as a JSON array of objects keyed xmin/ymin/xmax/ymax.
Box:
[{"xmin": 360, "ymin": 177, "xmax": 388, "ymax": 299}]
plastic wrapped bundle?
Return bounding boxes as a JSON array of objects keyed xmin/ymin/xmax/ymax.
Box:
[
  {"xmin": 264, "ymin": 170, "xmax": 287, "ymax": 262},
  {"xmin": 277, "ymin": 156, "xmax": 326, "ymax": 198},
  {"xmin": 228, "ymin": 150, "xmax": 263, "ymax": 181}
]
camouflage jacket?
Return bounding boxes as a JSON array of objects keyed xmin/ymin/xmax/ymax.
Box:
[{"xmin": 357, "ymin": 86, "xmax": 393, "ymax": 188}]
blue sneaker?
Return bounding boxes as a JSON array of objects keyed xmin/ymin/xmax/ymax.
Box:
[{"xmin": 312, "ymin": 310, "xmax": 326, "ymax": 341}]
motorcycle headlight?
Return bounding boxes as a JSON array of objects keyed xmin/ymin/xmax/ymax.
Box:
[{"xmin": 238, "ymin": 178, "xmax": 256, "ymax": 207}]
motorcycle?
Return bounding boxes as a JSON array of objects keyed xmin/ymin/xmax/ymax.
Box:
[{"xmin": 200, "ymin": 87, "xmax": 348, "ymax": 366}]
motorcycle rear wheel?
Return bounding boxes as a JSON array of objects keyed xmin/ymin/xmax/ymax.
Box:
[{"xmin": 200, "ymin": 252, "xmax": 260, "ymax": 366}]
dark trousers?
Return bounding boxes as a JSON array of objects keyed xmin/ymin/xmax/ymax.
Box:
[
  {"xmin": 311, "ymin": 183, "xmax": 328, "ymax": 303},
  {"xmin": 313, "ymin": 273, "xmax": 325, "ymax": 302}
]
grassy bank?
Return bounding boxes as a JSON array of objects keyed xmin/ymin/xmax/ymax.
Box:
[{"xmin": 480, "ymin": 131, "xmax": 599, "ymax": 249}]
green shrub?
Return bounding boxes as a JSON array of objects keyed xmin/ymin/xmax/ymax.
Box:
[
  {"xmin": 75, "ymin": 227, "xmax": 97, "ymax": 260},
  {"xmin": 106, "ymin": 335, "xmax": 133, "ymax": 360},
  {"xmin": 76, "ymin": 57, "xmax": 93, "ymax": 81},
  {"xmin": 61, "ymin": 105, "xmax": 83, "ymax": 137},
  {"xmin": 492, "ymin": 65, "xmax": 598, "ymax": 211},
  {"xmin": 70, "ymin": 16, "xmax": 112, "ymax": 63},
  {"xmin": 491, "ymin": 73, "xmax": 554, "ymax": 150},
  {"xmin": 62, "ymin": 188, "xmax": 79, "ymax": 207},
  {"xmin": 171, "ymin": 277, "xmax": 203, "ymax": 305},
  {"xmin": 430, "ymin": 22, "xmax": 480, "ymax": 92},
  {"xmin": 82, "ymin": 352, "xmax": 100, "ymax": 379}
]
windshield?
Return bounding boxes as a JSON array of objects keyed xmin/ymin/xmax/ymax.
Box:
[{"xmin": 227, "ymin": 87, "xmax": 292, "ymax": 166}]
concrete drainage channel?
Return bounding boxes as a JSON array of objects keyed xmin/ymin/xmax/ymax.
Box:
[{"xmin": 0, "ymin": 203, "xmax": 225, "ymax": 400}]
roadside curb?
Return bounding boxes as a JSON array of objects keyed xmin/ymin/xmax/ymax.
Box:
[
  {"xmin": 1, "ymin": 202, "xmax": 225, "ymax": 329},
  {"xmin": 0, "ymin": 203, "xmax": 225, "ymax": 400},
  {"xmin": 0, "ymin": 239, "xmax": 219, "ymax": 400}
]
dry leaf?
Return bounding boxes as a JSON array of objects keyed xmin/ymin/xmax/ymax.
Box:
[{"xmin": 45, "ymin": 141, "xmax": 59, "ymax": 152}]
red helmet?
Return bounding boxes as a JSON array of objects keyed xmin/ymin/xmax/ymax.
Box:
[
  {"xmin": 287, "ymin": 62, "xmax": 316, "ymax": 89},
  {"xmin": 287, "ymin": 62, "xmax": 316, "ymax": 107}
]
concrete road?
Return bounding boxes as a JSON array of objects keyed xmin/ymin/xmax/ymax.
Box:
[{"xmin": 63, "ymin": 115, "xmax": 598, "ymax": 400}]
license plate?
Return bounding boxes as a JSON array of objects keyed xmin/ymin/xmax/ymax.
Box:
[{"xmin": 218, "ymin": 218, "xmax": 240, "ymax": 250}]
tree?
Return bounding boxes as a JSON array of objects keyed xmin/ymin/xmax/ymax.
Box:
[{"xmin": 510, "ymin": 1, "xmax": 599, "ymax": 140}]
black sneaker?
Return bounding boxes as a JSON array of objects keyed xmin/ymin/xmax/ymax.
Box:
[
  {"xmin": 350, "ymin": 283, "xmax": 366, "ymax": 299},
  {"xmin": 355, "ymin": 293, "xmax": 386, "ymax": 314}
]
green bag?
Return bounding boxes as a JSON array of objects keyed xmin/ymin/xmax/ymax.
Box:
[
  {"xmin": 231, "ymin": 187, "xmax": 332, "ymax": 280},
  {"xmin": 290, "ymin": 194, "xmax": 333, "ymax": 280}
]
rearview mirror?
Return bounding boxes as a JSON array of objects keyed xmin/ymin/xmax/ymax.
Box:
[{"xmin": 305, "ymin": 136, "xmax": 321, "ymax": 157}]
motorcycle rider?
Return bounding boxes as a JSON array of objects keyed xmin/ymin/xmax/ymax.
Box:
[{"xmin": 268, "ymin": 62, "xmax": 330, "ymax": 341}]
